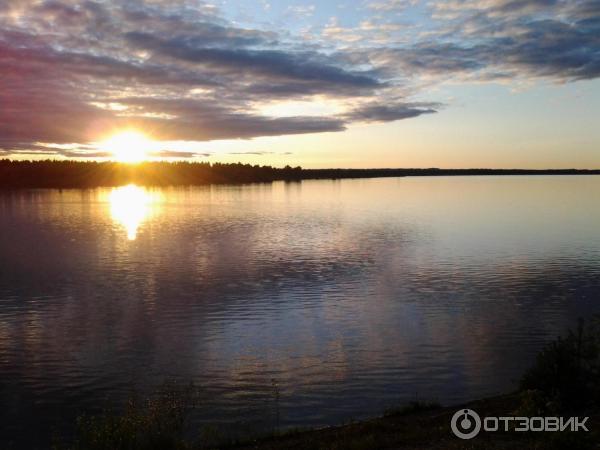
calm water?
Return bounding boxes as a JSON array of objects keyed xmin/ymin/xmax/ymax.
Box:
[{"xmin": 1, "ymin": 176, "xmax": 600, "ymax": 447}]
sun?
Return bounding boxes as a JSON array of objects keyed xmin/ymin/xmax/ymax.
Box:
[{"xmin": 103, "ymin": 130, "xmax": 153, "ymax": 163}]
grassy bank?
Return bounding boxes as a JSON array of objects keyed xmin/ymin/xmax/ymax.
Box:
[
  {"xmin": 228, "ymin": 393, "xmax": 599, "ymax": 450},
  {"xmin": 55, "ymin": 319, "xmax": 600, "ymax": 450}
]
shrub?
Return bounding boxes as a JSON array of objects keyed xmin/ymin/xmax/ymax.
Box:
[
  {"xmin": 59, "ymin": 384, "xmax": 196, "ymax": 450},
  {"xmin": 520, "ymin": 318, "xmax": 600, "ymax": 410}
]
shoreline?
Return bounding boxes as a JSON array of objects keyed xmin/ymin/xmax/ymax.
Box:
[
  {"xmin": 1, "ymin": 160, "xmax": 600, "ymax": 189},
  {"xmin": 225, "ymin": 392, "xmax": 599, "ymax": 449}
]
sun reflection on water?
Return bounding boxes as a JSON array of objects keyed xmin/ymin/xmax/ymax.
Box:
[{"xmin": 109, "ymin": 184, "xmax": 161, "ymax": 240}]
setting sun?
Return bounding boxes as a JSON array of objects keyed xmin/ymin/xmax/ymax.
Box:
[{"xmin": 103, "ymin": 131, "xmax": 153, "ymax": 163}]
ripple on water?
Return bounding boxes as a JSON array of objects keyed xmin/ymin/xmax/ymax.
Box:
[{"xmin": 1, "ymin": 176, "xmax": 600, "ymax": 448}]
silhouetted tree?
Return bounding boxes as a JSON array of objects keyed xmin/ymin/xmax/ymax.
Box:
[{"xmin": 0, "ymin": 159, "xmax": 597, "ymax": 188}]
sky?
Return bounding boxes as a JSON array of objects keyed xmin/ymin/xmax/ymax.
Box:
[{"xmin": 1, "ymin": 0, "xmax": 599, "ymax": 168}]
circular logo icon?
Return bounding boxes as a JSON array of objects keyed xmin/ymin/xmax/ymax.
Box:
[{"xmin": 451, "ymin": 409, "xmax": 481, "ymax": 440}]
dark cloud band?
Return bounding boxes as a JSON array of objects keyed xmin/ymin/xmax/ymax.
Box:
[{"xmin": 1, "ymin": 0, "xmax": 597, "ymax": 157}]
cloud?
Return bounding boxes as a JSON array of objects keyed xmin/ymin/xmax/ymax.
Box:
[
  {"xmin": 347, "ymin": 102, "xmax": 438, "ymax": 122},
  {"xmin": 366, "ymin": 0, "xmax": 418, "ymax": 12},
  {"xmin": 149, "ymin": 150, "xmax": 211, "ymax": 158},
  {"xmin": 0, "ymin": 1, "xmax": 387, "ymax": 154},
  {"xmin": 364, "ymin": 0, "xmax": 600, "ymax": 84},
  {"xmin": 0, "ymin": 0, "xmax": 598, "ymax": 157},
  {"xmin": 286, "ymin": 4, "xmax": 316, "ymax": 18},
  {"xmin": 123, "ymin": 32, "xmax": 381, "ymax": 94},
  {"xmin": 227, "ymin": 151, "xmax": 294, "ymax": 155}
]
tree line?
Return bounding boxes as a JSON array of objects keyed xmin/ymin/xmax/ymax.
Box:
[{"xmin": 0, "ymin": 159, "xmax": 598, "ymax": 188}]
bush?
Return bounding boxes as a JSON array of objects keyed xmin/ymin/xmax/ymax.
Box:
[
  {"xmin": 520, "ymin": 318, "xmax": 600, "ymax": 411},
  {"xmin": 57, "ymin": 384, "xmax": 197, "ymax": 450}
]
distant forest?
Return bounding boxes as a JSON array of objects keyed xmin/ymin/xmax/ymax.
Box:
[{"xmin": 1, "ymin": 160, "xmax": 599, "ymax": 188}]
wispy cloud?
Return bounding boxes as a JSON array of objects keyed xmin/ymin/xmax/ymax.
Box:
[{"xmin": 0, "ymin": 0, "xmax": 598, "ymax": 157}]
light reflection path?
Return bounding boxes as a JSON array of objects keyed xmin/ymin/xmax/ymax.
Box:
[{"xmin": 109, "ymin": 184, "xmax": 161, "ymax": 240}]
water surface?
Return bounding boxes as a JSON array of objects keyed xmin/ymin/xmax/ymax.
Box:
[{"xmin": 1, "ymin": 176, "xmax": 599, "ymax": 447}]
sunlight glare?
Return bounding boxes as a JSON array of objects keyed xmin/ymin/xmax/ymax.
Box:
[
  {"xmin": 109, "ymin": 184, "xmax": 160, "ymax": 240},
  {"xmin": 103, "ymin": 131, "xmax": 153, "ymax": 163}
]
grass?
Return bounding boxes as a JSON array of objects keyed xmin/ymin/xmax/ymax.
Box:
[
  {"xmin": 53, "ymin": 383, "xmax": 197, "ymax": 450},
  {"xmin": 55, "ymin": 318, "xmax": 600, "ymax": 449},
  {"xmin": 383, "ymin": 400, "xmax": 441, "ymax": 417},
  {"xmin": 227, "ymin": 393, "xmax": 599, "ymax": 450}
]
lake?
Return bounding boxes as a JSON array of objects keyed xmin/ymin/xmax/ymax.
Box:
[{"xmin": 1, "ymin": 176, "xmax": 599, "ymax": 448}]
